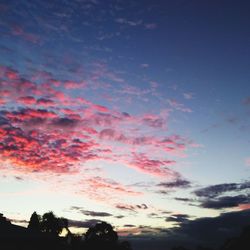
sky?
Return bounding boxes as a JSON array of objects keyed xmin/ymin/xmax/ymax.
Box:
[{"xmin": 0, "ymin": 0, "xmax": 250, "ymax": 247}]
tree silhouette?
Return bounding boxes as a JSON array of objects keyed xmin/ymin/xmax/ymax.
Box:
[
  {"xmin": 41, "ymin": 211, "xmax": 65, "ymax": 236},
  {"xmin": 85, "ymin": 221, "xmax": 118, "ymax": 243},
  {"xmin": 84, "ymin": 221, "xmax": 134, "ymax": 250},
  {"xmin": 28, "ymin": 211, "xmax": 41, "ymax": 232},
  {"xmin": 61, "ymin": 217, "xmax": 70, "ymax": 234}
]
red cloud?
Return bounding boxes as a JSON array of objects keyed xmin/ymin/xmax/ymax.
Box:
[{"xmin": 0, "ymin": 122, "xmax": 97, "ymax": 173}]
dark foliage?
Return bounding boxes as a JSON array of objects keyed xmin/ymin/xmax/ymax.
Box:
[
  {"xmin": 84, "ymin": 221, "xmax": 132, "ymax": 250},
  {"xmin": 0, "ymin": 211, "xmax": 132, "ymax": 250},
  {"xmin": 3, "ymin": 210, "xmax": 250, "ymax": 250},
  {"xmin": 28, "ymin": 211, "xmax": 41, "ymax": 232}
]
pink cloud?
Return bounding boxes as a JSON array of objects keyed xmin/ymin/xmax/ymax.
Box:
[
  {"xmin": 36, "ymin": 98, "xmax": 55, "ymax": 107},
  {"xmin": 245, "ymin": 158, "xmax": 250, "ymax": 167},
  {"xmin": 117, "ymin": 227, "xmax": 141, "ymax": 236},
  {"xmin": 78, "ymin": 177, "xmax": 142, "ymax": 202},
  {"xmin": 128, "ymin": 153, "xmax": 177, "ymax": 177},
  {"xmin": 238, "ymin": 204, "xmax": 250, "ymax": 210},
  {"xmin": 64, "ymin": 80, "xmax": 86, "ymax": 89},
  {"xmin": 11, "ymin": 25, "xmax": 40, "ymax": 44},
  {"xmin": 86, "ymin": 177, "xmax": 141, "ymax": 196},
  {"xmin": 0, "ymin": 90, "xmax": 11, "ymax": 97},
  {"xmin": 0, "ymin": 121, "xmax": 98, "ymax": 174},
  {"xmin": 141, "ymin": 114, "xmax": 165, "ymax": 128},
  {"xmin": 0, "ymin": 98, "xmax": 5, "ymax": 104},
  {"xmin": 92, "ymin": 104, "xmax": 109, "ymax": 113},
  {"xmin": 0, "ymin": 64, "xmax": 194, "ymax": 193},
  {"xmin": 18, "ymin": 96, "xmax": 37, "ymax": 105},
  {"xmin": 168, "ymin": 99, "xmax": 192, "ymax": 113},
  {"xmin": 4, "ymin": 67, "xmax": 18, "ymax": 80}
]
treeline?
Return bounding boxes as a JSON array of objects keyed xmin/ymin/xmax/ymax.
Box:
[
  {"xmin": 1, "ymin": 211, "xmax": 250, "ymax": 250},
  {"xmin": 0, "ymin": 211, "xmax": 132, "ymax": 250}
]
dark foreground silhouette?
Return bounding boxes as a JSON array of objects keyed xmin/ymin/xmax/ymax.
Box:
[
  {"xmin": 1, "ymin": 211, "xmax": 250, "ymax": 250},
  {"xmin": 0, "ymin": 212, "xmax": 132, "ymax": 250},
  {"xmin": 171, "ymin": 225, "xmax": 250, "ymax": 250}
]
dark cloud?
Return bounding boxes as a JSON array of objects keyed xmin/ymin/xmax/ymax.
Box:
[
  {"xmin": 156, "ymin": 190, "xmax": 170, "ymax": 195},
  {"xmin": 136, "ymin": 225, "xmax": 162, "ymax": 235},
  {"xmin": 167, "ymin": 209, "xmax": 250, "ymax": 248},
  {"xmin": 115, "ymin": 204, "xmax": 136, "ymax": 212},
  {"xmin": 175, "ymin": 197, "xmax": 194, "ymax": 202},
  {"xmin": 194, "ymin": 183, "xmax": 239, "ymax": 198},
  {"xmin": 115, "ymin": 215, "xmax": 124, "ymax": 219},
  {"xmin": 148, "ymin": 210, "xmax": 172, "ymax": 219},
  {"xmin": 51, "ymin": 117, "xmax": 79, "ymax": 128},
  {"xmin": 200, "ymin": 195, "xmax": 250, "ymax": 209},
  {"xmin": 166, "ymin": 214, "xmax": 190, "ymax": 223},
  {"xmin": 115, "ymin": 203, "xmax": 148, "ymax": 212},
  {"xmin": 157, "ymin": 179, "xmax": 191, "ymax": 189},
  {"xmin": 14, "ymin": 176, "xmax": 24, "ymax": 181},
  {"xmin": 37, "ymin": 98, "xmax": 54, "ymax": 106},
  {"xmin": 136, "ymin": 204, "xmax": 148, "ymax": 209},
  {"xmin": 82, "ymin": 211, "xmax": 112, "ymax": 217},
  {"xmin": 70, "ymin": 206, "xmax": 112, "ymax": 217},
  {"xmin": 0, "ymin": 116, "xmax": 9, "ymax": 125},
  {"xmin": 193, "ymin": 181, "xmax": 250, "ymax": 209},
  {"xmin": 68, "ymin": 219, "xmax": 101, "ymax": 228}
]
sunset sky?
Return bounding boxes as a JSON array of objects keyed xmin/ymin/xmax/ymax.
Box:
[{"xmin": 1, "ymin": 0, "xmax": 250, "ymax": 243}]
